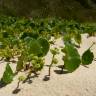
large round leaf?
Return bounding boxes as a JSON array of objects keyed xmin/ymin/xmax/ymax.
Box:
[
  {"xmin": 63, "ymin": 43, "xmax": 81, "ymax": 72},
  {"xmin": 64, "ymin": 56, "xmax": 81, "ymax": 72},
  {"xmin": 37, "ymin": 38, "xmax": 50, "ymax": 56},
  {"xmin": 28, "ymin": 38, "xmax": 43, "ymax": 56},
  {"xmin": 25, "ymin": 37, "xmax": 49, "ymax": 56}
]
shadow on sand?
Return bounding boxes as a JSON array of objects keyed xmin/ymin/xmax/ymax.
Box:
[{"xmin": 0, "ymin": 81, "xmax": 7, "ymax": 88}]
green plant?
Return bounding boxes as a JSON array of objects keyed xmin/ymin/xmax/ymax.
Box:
[
  {"xmin": 61, "ymin": 42, "xmax": 95, "ymax": 72},
  {"xmin": 0, "ymin": 16, "xmax": 95, "ymax": 92},
  {"xmin": 49, "ymin": 48, "xmax": 59, "ymax": 76}
]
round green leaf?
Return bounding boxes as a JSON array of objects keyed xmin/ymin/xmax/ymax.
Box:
[
  {"xmin": 37, "ymin": 38, "xmax": 50, "ymax": 56},
  {"xmin": 27, "ymin": 38, "xmax": 43, "ymax": 56},
  {"xmin": 63, "ymin": 43, "xmax": 81, "ymax": 72},
  {"xmin": 82, "ymin": 49, "xmax": 94, "ymax": 65},
  {"xmin": 64, "ymin": 57, "xmax": 81, "ymax": 72}
]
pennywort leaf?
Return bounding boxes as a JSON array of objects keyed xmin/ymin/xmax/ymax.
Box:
[
  {"xmin": 25, "ymin": 37, "xmax": 49, "ymax": 56},
  {"xmin": 63, "ymin": 43, "xmax": 81, "ymax": 72},
  {"xmin": 37, "ymin": 38, "xmax": 50, "ymax": 56}
]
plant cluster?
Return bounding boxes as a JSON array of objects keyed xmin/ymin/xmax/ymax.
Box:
[{"xmin": 0, "ymin": 16, "xmax": 96, "ymax": 91}]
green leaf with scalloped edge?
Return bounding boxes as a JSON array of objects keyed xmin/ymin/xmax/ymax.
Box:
[
  {"xmin": 1, "ymin": 63, "xmax": 14, "ymax": 84},
  {"xmin": 37, "ymin": 38, "xmax": 50, "ymax": 56},
  {"xmin": 28, "ymin": 38, "xmax": 43, "ymax": 56},
  {"xmin": 25, "ymin": 37, "xmax": 49, "ymax": 56},
  {"xmin": 82, "ymin": 49, "xmax": 94, "ymax": 65},
  {"xmin": 63, "ymin": 43, "xmax": 81, "ymax": 72}
]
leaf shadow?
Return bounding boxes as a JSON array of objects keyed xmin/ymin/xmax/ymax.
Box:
[
  {"xmin": 55, "ymin": 65, "xmax": 69, "ymax": 74},
  {"xmin": 82, "ymin": 65, "xmax": 89, "ymax": 68},
  {"xmin": 43, "ymin": 75, "xmax": 50, "ymax": 81},
  {"xmin": 12, "ymin": 88, "xmax": 21, "ymax": 94},
  {"xmin": 54, "ymin": 70, "xmax": 69, "ymax": 74},
  {"xmin": 23, "ymin": 74, "xmax": 39, "ymax": 84},
  {"xmin": 44, "ymin": 65, "xmax": 49, "ymax": 67},
  {"xmin": 0, "ymin": 81, "xmax": 7, "ymax": 88}
]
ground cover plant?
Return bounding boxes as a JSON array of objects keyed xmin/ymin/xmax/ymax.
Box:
[{"xmin": 0, "ymin": 16, "xmax": 96, "ymax": 92}]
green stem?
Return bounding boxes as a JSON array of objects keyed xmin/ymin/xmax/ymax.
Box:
[
  {"xmin": 88, "ymin": 42, "xmax": 96, "ymax": 50},
  {"xmin": 61, "ymin": 65, "xmax": 64, "ymax": 73},
  {"xmin": 48, "ymin": 55, "xmax": 55, "ymax": 76},
  {"xmin": 16, "ymin": 80, "xmax": 20, "ymax": 89},
  {"xmin": 23, "ymin": 68, "xmax": 32, "ymax": 83}
]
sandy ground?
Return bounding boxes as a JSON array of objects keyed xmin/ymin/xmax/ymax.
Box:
[{"xmin": 0, "ymin": 34, "xmax": 96, "ymax": 96}]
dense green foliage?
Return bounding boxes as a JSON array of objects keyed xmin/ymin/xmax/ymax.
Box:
[{"xmin": 0, "ymin": 16, "xmax": 95, "ymax": 88}]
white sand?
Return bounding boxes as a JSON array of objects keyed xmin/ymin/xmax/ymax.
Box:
[{"xmin": 0, "ymin": 34, "xmax": 96, "ymax": 96}]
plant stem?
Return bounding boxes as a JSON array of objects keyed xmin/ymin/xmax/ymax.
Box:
[
  {"xmin": 23, "ymin": 69, "xmax": 32, "ymax": 83},
  {"xmin": 16, "ymin": 80, "xmax": 20, "ymax": 89},
  {"xmin": 48, "ymin": 55, "xmax": 55, "ymax": 76},
  {"xmin": 89, "ymin": 42, "xmax": 96, "ymax": 49},
  {"xmin": 61, "ymin": 65, "xmax": 64, "ymax": 73}
]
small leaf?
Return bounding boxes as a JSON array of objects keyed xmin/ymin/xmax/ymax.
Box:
[
  {"xmin": 74, "ymin": 33, "xmax": 81, "ymax": 44},
  {"xmin": 52, "ymin": 58, "xmax": 58, "ymax": 64},
  {"xmin": 16, "ymin": 55, "xmax": 24, "ymax": 71},
  {"xmin": 82, "ymin": 49, "xmax": 94, "ymax": 65},
  {"xmin": 32, "ymin": 59, "xmax": 44, "ymax": 71},
  {"xmin": 18, "ymin": 76, "xmax": 26, "ymax": 81},
  {"xmin": 1, "ymin": 63, "xmax": 14, "ymax": 84},
  {"xmin": 50, "ymin": 48, "xmax": 59, "ymax": 55}
]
